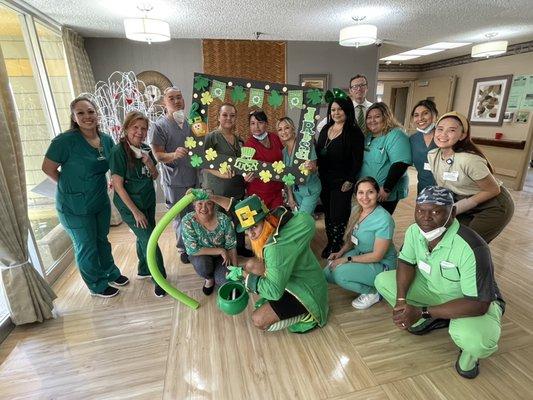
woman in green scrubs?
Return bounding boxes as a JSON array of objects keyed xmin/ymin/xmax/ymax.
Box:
[
  {"xmin": 324, "ymin": 177, "xmax": 397, "ymax": 310},
  {"xmin": 109, "ymin": 111, "xmax": 167, "ymax": 298},
  {"xmin": 276, "ymin": 117, "xmax": 321, "ymax": 214},
  {"xmin": 42, "ymin": 96, "xmax": 128, "ymax": 298},
  {"xmin": 359, "ymin": 102, "xmax": 412, "ymax": 215}
]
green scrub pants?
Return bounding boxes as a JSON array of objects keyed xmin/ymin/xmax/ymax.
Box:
[
  {"xmin": 58, "ymin": 204, "xmax": 121, "ymax": 293},
  {"xmin": 324, "ymin": 261, "xmax": 384, "ymax": 294},
  {"xmin": 294, "ymin": 190, "xmax": 320, "ymax": 214},
  {"xmin": 375, "ymin": 270, "xmax": 502, "ymax": 362},
  {"xmin": 118, "ymin": 204, "xmax": 166, "ymax": 279}
]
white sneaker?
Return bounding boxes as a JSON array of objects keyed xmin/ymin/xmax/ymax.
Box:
[{"xmin": 351, "ymin": 293, "xmax": 380, "ymax": 309}]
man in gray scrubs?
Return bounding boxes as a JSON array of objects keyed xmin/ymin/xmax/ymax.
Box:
[{"xmin": 149, "ymin": 86, "xmax": 198, "ymax": 264}]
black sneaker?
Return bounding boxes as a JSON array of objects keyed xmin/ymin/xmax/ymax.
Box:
[
  {"xmin": 91, "ymin": 286, "xmax": 119, "ymax": 298},
  {"xmin": 237, "ymin": 247, "xmax": 254, "ymax": 257},
  {"xmin": 455, "ymin": 352, "xmax": 479, "ymax": 379},
  {"xmin": 180, "ymin": 252, "xmax": 190, "ymax": 264},
  {"xmin": 110, "ymin": 275, "xmax": 130, "ymax": 286},
  {"xmin": 202, "ymin": 281, "xmax": 215, "ymax": 296},
  {"xmin": 408, "ymin": 318, "xmax": 450, "ymax": 335},
  {"xmin": 154, "ymin": 285, "xmax": 166, "ymax": 298}
]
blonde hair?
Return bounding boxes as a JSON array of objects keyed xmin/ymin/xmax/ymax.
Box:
[{"xmin": 366, "ymin": 102, "xmax": 402, "ymax": 134}]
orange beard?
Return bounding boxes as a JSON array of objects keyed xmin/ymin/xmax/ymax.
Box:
[{"xmin": 250, "ymin": 215, "xmax": 279, "ymax": 259}]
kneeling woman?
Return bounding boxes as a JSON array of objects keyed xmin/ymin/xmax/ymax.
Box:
[
  {"xmin": 324, "ymin": 177, "xmax": 397, "ymax": 309},
  {"xmin": 181, "ymin": 192, "xmax": 237, "ymax": 295},
  {"xmin": 427, "ymin": 111, "xmax": 515, "ymax": 243},
  {"xmin": 110, "ymin": 111, "xmax": 166, "ymax": 297}
]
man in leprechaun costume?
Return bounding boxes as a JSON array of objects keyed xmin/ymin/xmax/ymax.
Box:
[{"xmin": 230, "ymin": 194, "xmax": 329, "ymax": 333}]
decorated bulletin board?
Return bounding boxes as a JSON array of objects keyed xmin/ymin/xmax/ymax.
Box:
[{"xmin": 184, "ymin": 73, "xmax": 327, "ymax": 186}]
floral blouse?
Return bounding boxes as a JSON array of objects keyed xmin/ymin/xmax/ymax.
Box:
[{"xmin": 181, "ymin": 211, "xmax": 237, "ymax": 255}]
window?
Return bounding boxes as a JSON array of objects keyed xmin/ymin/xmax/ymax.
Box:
[{"xmin": 0, "ymin": 2, "xmax": 74, "ymax": 306}]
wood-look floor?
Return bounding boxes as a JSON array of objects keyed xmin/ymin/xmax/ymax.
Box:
[{"xmin": 1, "ymin": 173, "xmax": 533, "ymax": 399}]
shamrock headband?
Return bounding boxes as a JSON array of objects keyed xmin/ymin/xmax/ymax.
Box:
[{"xmin": 324, "ymin": 88, "xmax": 349, "ymax": 104}]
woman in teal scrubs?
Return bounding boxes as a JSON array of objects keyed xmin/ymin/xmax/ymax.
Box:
[
  {"xmin": 42, "ymin": 96, "xmax": 128, "ymax": 298},
  {"xmin": 324, "ymin": 177, "xmax": 397, "ymax": 310},
  {"xmin": 359, "ymin": 102, "xmax": 412, "ymax": 215},
  {"xmin": 109, "ymin": 111, "xmax": 167, "ymax": 298},
  {"xmin": 276, "ymin": 117, "xmax": 321, "ymax": 214}
]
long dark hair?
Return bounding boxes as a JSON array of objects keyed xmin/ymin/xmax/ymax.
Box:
[
  {"xmin": 69, "ymin": 95, "xmax": 99, "ymax": 132},
  {"xmin": 441, "ymin": 115, "xmax": 494, "ymax": 173},
  {"xmin": 120, "ymin": 111, "xmax": 150, "ymax": 170},
  {"xmin": 324, "ymin": 97, "xmax": 356, "ymax": 130}
]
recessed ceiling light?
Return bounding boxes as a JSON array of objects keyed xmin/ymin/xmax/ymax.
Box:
[
  {"xmin": 380, "ymin": 55, "xmax": 420, "ymax": 61},
  {"xmin": 422, "ymin": 42, "xmax": 471, "ymax": 50},
  {"xmin": 401, "ymin": 49, "xmax": 443, "ymax": 56}
]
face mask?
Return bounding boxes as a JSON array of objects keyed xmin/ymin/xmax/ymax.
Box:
[
  {"xmin": 173, "ymin": 110, "xmax": 185, "ymax": 125},
  {"xmin": 418, "ymin": 207, "xmax": 453, "ymax": 241},
  {"xmin": 128, "ymin": 143, "xmax": 148, "ymax": 159},
  {"xmin": 416, "ymin": 122, "xmax": 435, "ymax": 134},
  {"xmin": 253, "ymin": 131, "xmax": 268, "ymax": 141}
]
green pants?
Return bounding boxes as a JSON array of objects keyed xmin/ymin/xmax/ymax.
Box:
[
  {"xmin": 118, "ymin": 204, "xmax": 166, "ymax": 279},
  {"xmin": 294, "ymin": 190, "xmax": 320, "ymax": 214},
  {"xmin": 324, "ymin": 260, "xmax": 385, "ymax": 294},
  {"xmin": 58, "ymin": 204, "xmax": 121, "ymax": 293},
  {"xmin": 375, "ymin": 270, "xmax": 502, "ymax": 361}
]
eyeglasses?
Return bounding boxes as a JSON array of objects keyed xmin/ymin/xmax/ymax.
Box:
[{"xmin": 350, "ymin": 84, "xmax": 368, "ymax": 90}]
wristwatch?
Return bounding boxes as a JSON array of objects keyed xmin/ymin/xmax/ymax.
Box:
[
  {"xmin": 347, "ymin": 256, "xmax": 353, "ymax": 262},
  {"xmin": 421, "ymin": 306, "xmax": 431, "ymax": 319}
]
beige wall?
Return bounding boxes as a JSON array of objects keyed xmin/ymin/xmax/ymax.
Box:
[{"xmin": 379, "ymin": 52, "xmax": 533, "ymax": 190}]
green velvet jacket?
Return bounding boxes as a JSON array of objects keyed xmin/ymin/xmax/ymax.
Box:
[{"xmin": 245, "ymin": 208, "xmax": 329, "ymax": 326}]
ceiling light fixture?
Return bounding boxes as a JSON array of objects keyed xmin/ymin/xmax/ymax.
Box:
[
  {"xmin": 471, "ymin": 34, "xmax": 507, "ymax": 58},
  {"xmin": 124, "ymin": 4, "xmax": 170, "ymax": 44},
  {"xmin": 339, "ymin": 17, "xmax": 377, "ymax": 47}
]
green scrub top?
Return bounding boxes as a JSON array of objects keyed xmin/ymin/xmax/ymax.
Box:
[
  {"xmin": 109, "ymin": 143, "xmax": 157, "ymax": 211},
  {"xmin": 46, "ymin": 130, "xmax": 114, "ymax": 215},
  {"xmin": 347, "ymin": 205, "xmax": 397, "ymax": 269},
  {"xmin": 398, "ymin": 219, "xmax": 503, "ymax": 304},
  {"xmin": 282, "ymin": 144, "xmax": 321, "ymax": 197},
  {"xmin": 359, "ymin": 127, "xmax": 412, "ymax": 201}
]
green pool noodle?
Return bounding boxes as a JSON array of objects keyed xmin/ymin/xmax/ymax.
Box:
[{"xmin": 147, "ymin": 192, "xmax": 200, "ymax": 309}]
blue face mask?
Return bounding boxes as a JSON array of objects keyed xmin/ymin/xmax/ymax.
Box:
[
  {"xmin": 416, "ymin": 122, "xmax": 435, "ymax": 134},
  {"xmin": 253, "ymin": 131, "xmax": 268, "ymax": 141}
]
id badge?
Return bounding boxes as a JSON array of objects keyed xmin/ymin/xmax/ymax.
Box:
[
  {"xmin": 423, "ymin": 162, "xmax": 431, "ymax": 171},
  {"xmin": 418, "ymin": 260, "xmax": 431, "ymax": 274},
  {"xmin": 351, "ymin": 234, "xmax": 358, "ymax": 246},
  {"xmin": 440, "ymin": 260, "xmax": 456, "ymax": 269},
  {"xmin": 443, "ymin": 171, "xmax": 459, "ymax": 181}
]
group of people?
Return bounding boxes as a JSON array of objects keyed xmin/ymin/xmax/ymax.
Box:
[{"xmin": 41, "ymin": 74, "xmax": 514, "ymax": 379}]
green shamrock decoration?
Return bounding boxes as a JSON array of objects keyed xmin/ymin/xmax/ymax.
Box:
[
  {"xmin": 306, "ymin": 89, "xmax": 324, "ymax": 106},
  {"xmin": 282, "ymin": 173, "xmax": 296, "ymax": 186},
  {"xmin": 193, "ymin": 75, "xmax": 210, "ymax": 91},
  {"xmin": 231, "ymin": 85, "xmax": 246, "ymax": 103},
  {"xmin": 268, "ymin": 90, "xmax": 284, "ymax": 108},
  {"xmin": 190, "ymin": 154, "xmax": 203, "ymax": 167}
]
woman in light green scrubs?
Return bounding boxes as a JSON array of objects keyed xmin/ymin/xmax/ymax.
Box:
[
  {"xmin": 276, "ymin": 117, "xmax": 321, "ymax": 214},
  {"xmin": 324, "ymin": 177, "xmax": 397, "ymax": 310},
  {"xmin": 109, "ymin": 111, "xmax": 167, "ymax": 298},
  {"xmin": 359, "ymin": 102, "xmax": 412, "ymax": 215},
  {"xmin": 42, "ymin": 96, "xmax": 128, "ymax": 298}
]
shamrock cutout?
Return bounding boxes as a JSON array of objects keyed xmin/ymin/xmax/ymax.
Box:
[
  {"xmin": 201, "ymin": 91, "xmax": 214, "ymax": 106},
  {"xmin": 205, "ymin": 148, "xmax": 218, "ymax": 161},
  {"xmin": 268, "ymin": 90, "xmax": 283, "ymax": 108},
  {"xmin": 299, "ymin": 163, "xmax": 310, "ymax": 176},
  {"xmin": 306, "ymin": 89, "xmax": 324, "ymax": 106},
  {"xmin": 190, "ymin": 154, "xmax": 203, "ymax": 167},
  {"xmin": 231, "ymin": 86, "xmax": 246, "ymax": 103},
  {"xmin": 184, "ymin": 136, "xmax": 197, "ymax": 149},
  {"xmin": 219, "ymin": 161, "xmax": 231, "ymax": 174},
  {"xmin": 259, "ymin": 170, "xmax": 273, "ymax": 183},
  {"xmin": 193, "ymin": 75, "xmax": 210, "ymax": 91},
  {"xmin": 272, "ymin": 160, "xmax": 286, "ymax": 174},
  {"xmin": 282, "ymin": 173, "xmax": 295, "ymax": 186}
]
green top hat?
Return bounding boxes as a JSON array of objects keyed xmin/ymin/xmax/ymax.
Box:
[{"xmin": 234, "ymin": 195, "xmax": 270, "ymax": 232}]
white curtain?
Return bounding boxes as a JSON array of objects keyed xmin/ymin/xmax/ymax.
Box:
[{"xmin": 62, "ymin": 27, "xmax": 95, "ymax": 95}]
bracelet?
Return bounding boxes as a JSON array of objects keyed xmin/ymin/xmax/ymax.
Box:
[{"xmin": 396, "ymin": 297, "xmax": 406, "ymax": 301}]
